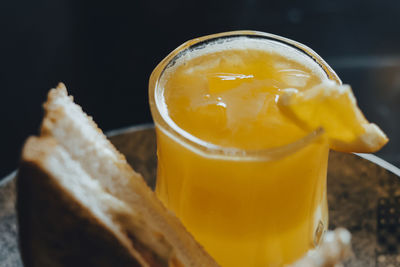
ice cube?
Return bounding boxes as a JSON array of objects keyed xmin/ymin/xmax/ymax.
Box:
[
  {"xmin": 218, "ymin": 83, "xmax": 269, "ymax": 129},
  {"xmin": 207, "ymin": 73, "xmax": 254, "ymax": 94},
  {"xmin": 190, "ymin": 92, "xmax": 222, "ymax": 110},
  {"xmin": 274, "ymin": 61, "xmax": 291, "ymax": 70},
  {"xmin": 183, "ymin": 57, "xmax": 221, "ymax": 74},
  {"xmin": 279, "ymin": 69, "xmax": 310, "ymax": 88},
  {"xmin": 220, "ymin": 53, "xmax": 244, "ymax": 68}
]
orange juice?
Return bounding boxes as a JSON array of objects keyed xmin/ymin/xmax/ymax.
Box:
[{"xmin": 149, "ymin": 32, "xmax": 340, "ymax": 266}]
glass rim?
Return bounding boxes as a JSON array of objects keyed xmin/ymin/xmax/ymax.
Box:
[{"xmin": 149, "ymin": 30, "xmax": 341, "ymax": 161}]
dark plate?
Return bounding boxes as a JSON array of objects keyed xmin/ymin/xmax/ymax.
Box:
[{"xmin": 1, "ymin": 125, "xmax": 400, "ymax": 267}]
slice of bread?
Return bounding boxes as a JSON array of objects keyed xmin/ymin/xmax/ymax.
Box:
[{"xmin": 17, "ymin": 83, "xmax": 219, "ymax": 267}]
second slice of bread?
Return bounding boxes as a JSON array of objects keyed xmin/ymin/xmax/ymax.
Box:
[{"xmin": 18, "ymin": 136, "xmax": 153, "ymax": 266}]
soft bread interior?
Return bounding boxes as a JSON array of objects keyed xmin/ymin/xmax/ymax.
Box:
[
  {"xmin": 40, "ymin": 84, "xmax": 218, "ymax": 267},
  {"xmin": 21, "ymin": 136, "xmax": 150, "ymax": 266}
]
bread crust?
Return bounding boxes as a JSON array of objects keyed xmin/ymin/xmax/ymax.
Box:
[{"xmin": 35, "ymin": 84, "xmax": 219, "ymax": 267}]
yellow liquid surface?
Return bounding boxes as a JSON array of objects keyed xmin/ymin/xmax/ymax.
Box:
[{"xmin": 155, "ymin": 41, "xmax": 329, "ymax": 266}]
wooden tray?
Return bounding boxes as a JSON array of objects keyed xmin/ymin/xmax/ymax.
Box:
[{"xmin": 1, "ymin": 125, "xmax": 400, "ymax": 267}]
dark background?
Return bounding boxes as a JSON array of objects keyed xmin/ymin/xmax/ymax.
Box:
[{"xmin": 1, "ymin": 0, "xmax": 400, "ymax": 179}]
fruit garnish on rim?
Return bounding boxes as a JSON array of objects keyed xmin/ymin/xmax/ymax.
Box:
[{"xmin": 277, "ymin": 80, "xmax": 389, "ymax": 153}]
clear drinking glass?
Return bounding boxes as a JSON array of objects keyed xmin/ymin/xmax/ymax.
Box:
[{"xmin": 149, "ymin": 31, "xmax": 341, "ymax": 266}]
